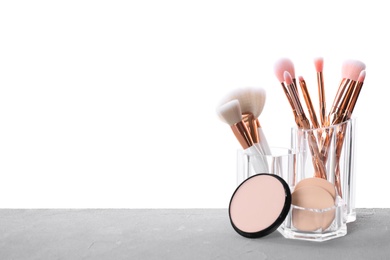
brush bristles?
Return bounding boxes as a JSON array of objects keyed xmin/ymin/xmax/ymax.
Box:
[
  {"xmin": 250, "ymin": 87, "xmax": 266, "ymax": 117},
  {"xmin": 216, "ymin": 99, "xmax": 242, "ymax": 126},
  {"xmin": 341, "ymin": 59, "xmax": 366, "ymax": 81},
  {"xmin": 218, "ymin": 86, "xmax": 266, "ymax": 118},
  {"xmin": 358, "ymin": 70, "xmax": 366, "ymax": 82},
  {"xmin": 218, "ymin": 87, "xmax": 250, "ymax": 111},
  {"xmin": 274, "ymin": 58, "xmax": 295, "ymax": 82},
  {"xmin": 284, "ymin": 71, "xmax": 293, "ymax": 85},
  {"xmin": 314, "ymin": 57, "xmax": 324, "ymax": 72}
]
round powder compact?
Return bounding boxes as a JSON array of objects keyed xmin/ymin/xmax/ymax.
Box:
[{"xmin": 229, "ymin": 173, "xmax": 291, "ymax": 238}]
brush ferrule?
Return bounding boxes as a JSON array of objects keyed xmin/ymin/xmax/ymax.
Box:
[
  {"xmin": 329, "ymin": 79, "xmax": 354, "ymax": 112},
  {"xmin": 287, "ymin": 83, "xmax": 305, "ymax": 115},
  {"xmin": 231, "ymin": 121, "xmax": 254, "ymax": 150},
  {"xmin": 328, "ymin": 78, "xmax": 356, "ymax": 126},
  {"xmin": 346, "ymin": 81, "xmax": 364, "ymax": 117},
  {"xmin": 242, "ymin": 113, "xmax": 260, "ymax": 144},
  {"xmin": 328, "ymin": 109, "xmax": 351, "ymax": 126}
]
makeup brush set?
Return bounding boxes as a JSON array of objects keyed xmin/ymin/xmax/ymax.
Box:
[{"xmin": 217, "ymin": 57, "xmax": 366, "ymax": 241}]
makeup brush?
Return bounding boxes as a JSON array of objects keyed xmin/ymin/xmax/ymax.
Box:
[
  {"xmin": 284, "ymin": 72, "xmax": 310, "ymax": 128},
  {"xmin": 327, "ymin": 59, "xmax": 366, "ymax": 126},
  {"xmin": 298, "ymin": 75, "xmax": 320, "ymax": 129},
  {"xmin": 274, "ymin": 58, "xmax": 298, "ymax": 90},
  {"xmin": 216, "ymin": 99, "xmax": 253, "ymax": 149},
  {"xmin": 218, "ymin": 87, "xmax": 270, "ymax": 155},
  {"xmin": 345, "ymin": 70, "xmax": 366, "ymax": 120},
  {"xmin": 314, "ymin": 57, "xmax": 327, "ymax": 127},
  {"xmin": 274, "ymin": 59, "xmax": 302, "ymax": 128},
  {"xmin": 216, "ymin": 99, "xmax": 268, "ymax": 173}
]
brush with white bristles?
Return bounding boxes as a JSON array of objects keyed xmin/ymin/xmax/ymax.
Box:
[
  {"xmin": 216, "ymin": 99, "xmax": 268, "ymax": 173},
  {"xmin": 218, "ymin": 87, "xmax": 270, "ymax": 155},
  {"xmin": 250, "ymin": 87, "xmax": 271, "ymax": 155}
]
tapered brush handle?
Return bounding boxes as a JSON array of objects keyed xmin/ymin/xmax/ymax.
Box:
[
  {"xmin": 244, "ymin": 145, "xmax": 269, "ymax": 174},
  {"xmin": 300, "ymin": 117, "xmax": 327, "ymax": 180},
  {"xmin": 299, "ymin": 76, "xmax": 320, "ymax": 129},
  {"xmin": 257, "ymin": 128, "xmax": 271, "ymax": 173},
  {"xmin": 334, "ymin": 125, "xmax": 347, "ymax": 198},
  {"xmin": 317, "ymin": 72, "xmax": 326, "ymax": 127},
  {"xmin": 320, "ymin": 78, "xmax": 357, "ymax": 160},
  {"xmin": 258, "ymin": 127, "xmax": 271, "ymax": 155},
  {"xmin": 307, "ymin": 129, "xmax": 327, "ymax": 179},
  {"xmin": 241, "ymin": 114, "xmax": 270, "ymax": 171}
]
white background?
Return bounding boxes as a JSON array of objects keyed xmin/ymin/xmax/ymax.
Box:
[{"xmin": 0, "ymin": 0, "xmax": 387, "ymax": 208}]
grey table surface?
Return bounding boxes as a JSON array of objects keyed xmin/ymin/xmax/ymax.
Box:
[{"xmin": 0, "ymin": 208, "xmax": 389, "ymax": 260}]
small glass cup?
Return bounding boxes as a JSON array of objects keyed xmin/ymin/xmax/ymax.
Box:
[{"xmin": 236, "ymin": 147, "xmax": 297, "ymax": 186}]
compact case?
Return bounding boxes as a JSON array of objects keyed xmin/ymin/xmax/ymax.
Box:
[{"xmin": 229, "ymin": 173, "xmax": 291, "ymax": 238}]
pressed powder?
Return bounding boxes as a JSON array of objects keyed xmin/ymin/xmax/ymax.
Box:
[
  {"xmin": 292, "ymin": 185, "xmax": 335, "ymax": 232},
  {"xmin": 229, "ymin": 174, "xmax": 291, "ymax": 238}
]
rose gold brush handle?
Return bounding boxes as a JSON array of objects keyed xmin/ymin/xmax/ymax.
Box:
[
  {"xmin": 319, "ymin": 78, "xmax": 357, "ymax": 161},
  {"xmin": 298, "ymin": 76, "xmax": 324, "ymax": 145},
  {"xmin": 298, "ymin": 77, "xmax": 320, "ymax": 129},
  {"xmin": 333, "ymin": 124, "xmax": 347, "ymax": 197},
  {"xmin": 333, "ymin": 74, "xmax": 364, "ymax": 198},
  {"xmin": 279, "ymin": 83, "xmax": 303, "ymax": 128},
  {"xmin": 300, "ymin": 118, "xmax": 327, "ymax": 179},
  {"xmin": 318, "ymin": 71, "xmax": 326, "ymax": 127}
]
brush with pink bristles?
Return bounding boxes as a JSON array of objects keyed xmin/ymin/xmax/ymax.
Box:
[
  {"xmin": 314, "ymin": 57, "xmax": 327, "ymax": 127},
  {"xmin": 319, "ymin": 59, "xmax": 366, "ymax": 160},
  {"xmin": 274, "ymin": 58, "xmax": 303, "ymax": 128},
  {"xmin": 345, "ymin": 70, "xmax": 366, "ymax": 120},
  {"xmin": 274, "ymin": 58, "xmax": 298, "ymax": 90},
  {"xmin": 327, "ymin": 59, "xmax": 366, "ymax": 126},
  {"xmin": 283, "ymin": 71, "xmax": 309, "ymax": 128}
]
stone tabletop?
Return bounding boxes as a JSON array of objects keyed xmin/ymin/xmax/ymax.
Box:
[{"xmin": 0, "ymin": 208, "xmax": 389, "ymax": 259}]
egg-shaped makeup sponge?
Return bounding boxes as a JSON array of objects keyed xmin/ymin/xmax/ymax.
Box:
[{"xmin": 292, "ymin": 185, "xmax": 336, "ymax": 231}]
